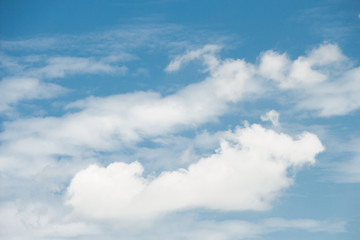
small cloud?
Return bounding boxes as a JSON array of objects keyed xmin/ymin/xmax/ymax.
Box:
[
  {"xmin": 165, "ymin": 44, "xmax": 221, "ymax": 72},
  {"xmin": 261, "ymin": 110, "xmax": 280, "ymax": 126}
]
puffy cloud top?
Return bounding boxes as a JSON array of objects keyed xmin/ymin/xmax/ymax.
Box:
[{"xmin": 67, "ymin": 124, "xmax": 324, "ymax": 221}]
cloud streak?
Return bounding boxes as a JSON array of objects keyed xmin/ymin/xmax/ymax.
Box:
[
  {"xmin": 0, "ymin": 77, "xmax": 66, "ymax": 113},
  {"xmin": 165, "ymin": 44, "xmax": 221, "ymax": 72},
  {"xmin": 0, "ymin": 44, "xmax": 260, "ymax": 176}
]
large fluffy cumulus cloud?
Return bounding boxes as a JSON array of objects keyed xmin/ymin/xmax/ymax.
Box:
[{"xmin": 67, "ymin": 124, "xmax": 324, "ymax": 221}]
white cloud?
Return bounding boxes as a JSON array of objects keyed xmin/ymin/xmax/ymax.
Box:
[
  {"xmin": 1, "ymin": 43, "xmax": 357, "ymax": 182},
  {"xmin": 27, "ymin": 56, "xmax": 126, "ymax": 79},
  {"xmin": 259, "ymin": 218, "xmax": 346, "ymax": 233},
  {"xmin": 297, "ymin": 66, "xmax": 360, "ymax": 116},
  {"xmin": 260, "ymin": 110, "xmax": 280, "ymax": 126},
  {"xmin": 259, "ymin": 44, "xmax": 347, "ymax": 88},
  {"xmin": 66, "ymin": 124, "xmax": 324, "ymax": 221},
  {"xmin": 0, "ymin": 52, "xmax": 127, "ymax": 113},
  {"xmin": 329, "ymin": 138, "xmax": 360, "ymax": 183},
  {"xmin": 258, "ymin": 50, "xmax": 290, "ymax": 84},
  {"xmin": 0, "ymin": 202, "xmax": 100, "ymax": 240},
  {"xmin": 0, "ymin": 53, "xmax": 24, "ymax": 72},
  {"xmin": 0, "ymin": 45, "xmax": 261, "ymax": 177},
  {"xmin": 174, "ymin": 218, "xmax": 346, "ymax": 240},
  {"xmin": 165, "ymin": 44, "xmax": 221, "ymax": 72},
  {"xmin": 336, "ymin": 157, "xmax": 360, "ymax": 183},
  {"xmin": 167, "ymin": 43, "xmax": 360, "ymax": 117},
  {"xmin": 258, "ymin": 43, "xmax": 360, "ymax": 116},
  {"xmin": 0, "ymin": 24, "xmax": 357, "ymax": 240},
  {"xmin": 0, "ymin": 201, "xmax": 345, "ymax": 240},
  {"xmin": 0, "ymin": 37, "xmax": 59, "ymax": 50},
  {"xmin": 1, "ymin": 55, "xmax": 126, "ymax": 80},
  {"xmin": 0, "ymin": 34, "xmax": 357, "ymax": 240},
  {"xmin": 0, "ymin": 77, "xmax": 67, "ymax": 113}
]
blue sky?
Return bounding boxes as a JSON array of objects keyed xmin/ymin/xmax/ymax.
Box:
[{"xmin": 0, "ymin": 0, "xmax": 360, "ymax": 239}]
